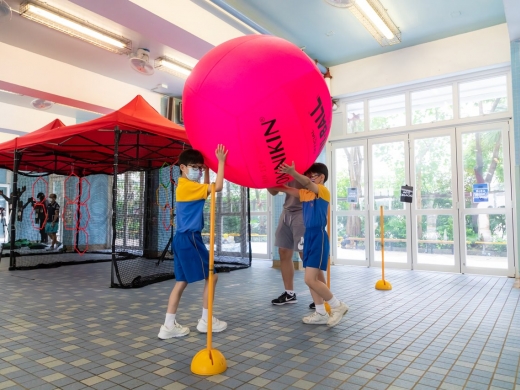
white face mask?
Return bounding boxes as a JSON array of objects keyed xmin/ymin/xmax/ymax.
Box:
[{"xmin": 186, "ymin": 167, "xmax": 202, "ymax": 182}]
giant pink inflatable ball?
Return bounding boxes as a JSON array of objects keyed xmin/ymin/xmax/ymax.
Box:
[{"xmin": 182, "ymin": 35, "xmax": 332, "ymax": 189}]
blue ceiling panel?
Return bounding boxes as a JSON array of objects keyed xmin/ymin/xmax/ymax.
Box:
[{"xmin": 223, "ymin": 0, "xmax": 506, "ymax": 66}]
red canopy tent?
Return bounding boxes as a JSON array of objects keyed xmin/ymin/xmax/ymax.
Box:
[
  {"xmin": 1, "ymin": 96, "xmax": 251, "ymax": 282},
  {"xmin": 0, "ymin": 119, "xmax": 66, "ymax": 172},
  {"xmin": 0, "ymin": 95, "xmax": 189, "ymax": 175}
]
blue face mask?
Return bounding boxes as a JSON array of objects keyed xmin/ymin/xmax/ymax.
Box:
[{"xmin": 187, "ymin": 167, "xmax": 202, "ymax": 182}]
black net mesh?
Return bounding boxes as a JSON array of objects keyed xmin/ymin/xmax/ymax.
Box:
[
  {"xmin": 111, "ymin": 167, "xmax": 176, "ymax": 288},
  {"xmin": 110, "ymin": 166, "xmax": 251, "ymax": 288},
  {"xmin": 202, "ymin": 180, "xmax": 251, "ymax": 270},
  {"xmin": 7, "ymin": 166, "xmax": 251, "ymax": 286},
  {"xmin": 4, "ymin": 172, "xmax": 112, "ymax": 269}
]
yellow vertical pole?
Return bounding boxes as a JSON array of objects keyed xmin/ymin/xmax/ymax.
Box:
[
  {"xmin": 381, "ymin": 206, "xmax": 385, "ymax": 282},
  {"xmin": 324, "ymin": 205, "xmax": 331, "ymax": 313},
  {"xmin": 191, "ymin": 183, "xmax": 227, "ymax": 375},
  {"xmin": 327, "ymin": 205, "xmax": 331, "ymax": 288},
  {"xmin": 206, "ymin": 184, "xmax": 215, "ymax": 353},
  {"xmin": 375, "ymin": 205, "xmax": 392, "ymax": 290}
]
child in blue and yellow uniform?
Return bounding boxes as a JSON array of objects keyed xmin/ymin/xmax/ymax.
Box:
[
  {"xmin": 158, "ymin": 144, "xmax": 228, "ymax": 339},
  {"xmin": 270, "ymin": 162, "xmax": 349, "ymax": 327}
]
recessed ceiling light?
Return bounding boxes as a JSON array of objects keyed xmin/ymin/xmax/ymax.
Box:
[
  {"xmin": 326, "ymin": 30, "xmax": 335, "ymax": 36},
  {"xmin": 451, "ymin": 11, "xmax": 461, "ymax": 17}
]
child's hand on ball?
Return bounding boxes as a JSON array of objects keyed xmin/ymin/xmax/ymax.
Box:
[
  {"xmin": 215, "ymin": 144, "xmax": 228, "ymax": 162},
  {"xmin": 278, "ymin": 161, "xmax": 296, "ymax": 176}
]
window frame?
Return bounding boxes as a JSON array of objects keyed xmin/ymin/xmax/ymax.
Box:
[{"xmin": 333, "ymin": 67, "xmax": 512, "ymax": 141}]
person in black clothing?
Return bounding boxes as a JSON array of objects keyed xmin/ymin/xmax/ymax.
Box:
[
  {"xmin": 34, "ymin": 192, "xmax": 48, "ymax": 244},
  {"xmin": 45, "ymin": 194, "xmax": 60, "ymax": 250}
]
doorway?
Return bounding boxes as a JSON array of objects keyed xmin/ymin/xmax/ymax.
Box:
[{"xmin": 332, "ymin": 121, "xmax": 514, "ymax": 276}]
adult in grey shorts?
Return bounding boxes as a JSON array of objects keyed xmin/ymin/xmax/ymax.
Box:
[{"xmin": 268, "ymin": 180, "xmax": 305, "ymax": 305}]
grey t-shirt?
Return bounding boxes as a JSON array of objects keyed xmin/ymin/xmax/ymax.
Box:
[{"xmin": 283, "ymin": 180, "xmax": 303, "ymax": 213}]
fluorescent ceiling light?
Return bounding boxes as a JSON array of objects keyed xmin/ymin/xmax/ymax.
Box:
[
  {"xmin": 348, "ymin": 0, "xmax": 401, "ymax": 46},
  {"xmin": 154, "ymin": 57, "xmax": 193, "ymax": 79},
  {"xmin": 20, "ymin": 1, "xmax": 132, "ymax": 54},
  {"xmin": 355, "ymin": 0, "xmax": 393, "ymax": 39}
]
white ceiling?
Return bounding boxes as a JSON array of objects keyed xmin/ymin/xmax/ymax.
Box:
[{"xmin": 0, "ymin": 0, "xmax": 518, "ymax": 120}]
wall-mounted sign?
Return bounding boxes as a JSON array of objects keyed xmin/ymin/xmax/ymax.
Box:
[
  {"xmin": 472, "ymin": 183, "xmax": 489, "ymax": 203},
  {"xmin": 400, "ymin": 185, "xmax": 413, "ymax": 203},
  {"xmin": 347, "ymin": 188, "xmax": 358, "ymax": 203}
]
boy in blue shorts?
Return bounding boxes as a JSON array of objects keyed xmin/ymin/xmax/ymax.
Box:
[
  {"xmin": 270, "ymin": 162, "xmax": 348, "ymax": 327},
  {"xmin": 158, "ymin": 144, "xmax": 228, "ymax": 339}
]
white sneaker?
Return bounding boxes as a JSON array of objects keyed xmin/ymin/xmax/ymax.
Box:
[
  {"xmin": 158, "ymin": 321, "xmax": 190, "ymax": 339},
  {"xmin": 327, "ymin": 302, "xmax": 349, "ymax": 327},
  {"xmin": 302, "ymin": 312, "xmax": 329, "ymax": 324},
  {"xmin": 196, "ymin": 317, "xmax": 227, "ymax": 333}
]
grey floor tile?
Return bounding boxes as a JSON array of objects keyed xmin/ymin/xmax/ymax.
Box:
[{"xmin": 0, "ymin": 263, "xmax": 519, "ymax": 390}]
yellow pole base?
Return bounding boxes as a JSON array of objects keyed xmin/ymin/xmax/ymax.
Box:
[
  {"xmin": 375, "ymin": 280, "xmax": 392, "ymax": 290},
  {"xmin": 324, "ymin": 302, "xmax": 331, "ymax": 314},
  {"xmin": 191, "ymin": 349, "xmax": 227, "ymax": 376}
]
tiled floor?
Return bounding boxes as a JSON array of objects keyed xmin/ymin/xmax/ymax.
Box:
[{"xmin": 0, "ymin": 258, "xmax": 519, "ymax": 390}]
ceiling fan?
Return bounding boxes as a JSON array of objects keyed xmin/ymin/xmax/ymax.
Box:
[
  {"xmin": 31, "ymin": 99, "xmax": 54, "ymax": 110},
  {"xmin": 129, "ymin": 48, "xmax": 154, "ymax": 76}
]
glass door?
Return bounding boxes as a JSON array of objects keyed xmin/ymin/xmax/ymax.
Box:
[
  {"xmin": 330, "ymin": 122, "xmax": 515, "ymax": 276},
  {"xmin": 250, "ymin": 188, "xmax": 270, "ymax": 258},
  {"xmin": 369, "ymin": 136, "xmax": 411, "ymax": 269},
  {"xmin": 410, "ymin": 130, "xmax": 461, "ymax": 272},
  {"xmin": 332, "ymin": 140, "xmax": 369, "ymax": 266},
  {"xmin": 457, "ymin": 122, "xmax": 514, "ymax": 276}
]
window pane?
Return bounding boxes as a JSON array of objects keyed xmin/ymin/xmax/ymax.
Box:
[
  {"xmin": 411, "ymin": 86, "xmax": 453, "ymax": 124},
  {"xmin": 369, "ymin": 94, "xmax": 406, "ymax": 130},
  {"xmin": 337, "ymin": 216, "xmax": 366, "ymax": 261},
  {"xmin": 414, "ymin": 136, "xmax": 453, "ymax": 209},
  {"xmin": 250, "ymin": 189, "xmax": 267, "ymax": 212},
  {"xmin": 335, "ymin": 146, "xmax": 365, "ymax": 211},
  {"xmin": 250, "ymin": 215, "xmax": 267, "ymax": 255},
  {"xmin": 346, "ymin": 101, "xmax": 364, "ymax": 133},
  {"xmin": 459, "ymin": 76, "xmax": 508, "ymax": 118},
  {"xmin": 465, "ymin": 214, "xmax": 507, "ymax": 269},
  {"xmin": 372, "ymin": 141, "xmax": 405, "ymax": 210},
  {"xmin": 461, "ymin": 129, "xmax": 504, "ymax": 209},
  {"xmin": 417, "ymin": 214, "xmax": 455, "ymax": 266},
  {"xmin": 374, "ymin": 215, "xmax": 407, "ymax": 263}
]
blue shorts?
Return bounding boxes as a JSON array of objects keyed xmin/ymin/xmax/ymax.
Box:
[
  {"xmin": 172, "ymin": 231, "xmax": 211, "ymax": 283},
  {"xmin": 45, "ymin": 222, "xmax": 59, "ymax": 234},
  {"xmin": 302, "ymin": 227, "xmax": 330, "ymax": 271}
]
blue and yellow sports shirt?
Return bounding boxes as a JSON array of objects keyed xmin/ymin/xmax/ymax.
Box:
[
  {"xmin": 175, "ymin": 177, "xmax": 209, "ymax": 233},
  {"xmin": 299, "ymin": 184, "xmax": 330, "ymax": 229}
]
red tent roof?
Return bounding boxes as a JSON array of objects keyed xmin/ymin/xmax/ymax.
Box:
[
  {"xmin": 0, "ymin": 118, "xmax": 65, "ymax": 155},
  {"xmin": 0, "ymin": 119, "xmax": 66, "ymax": 173},
  {"xmin": 0, "ymin": 96, "xmax": 189, "ymax": 175}
]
